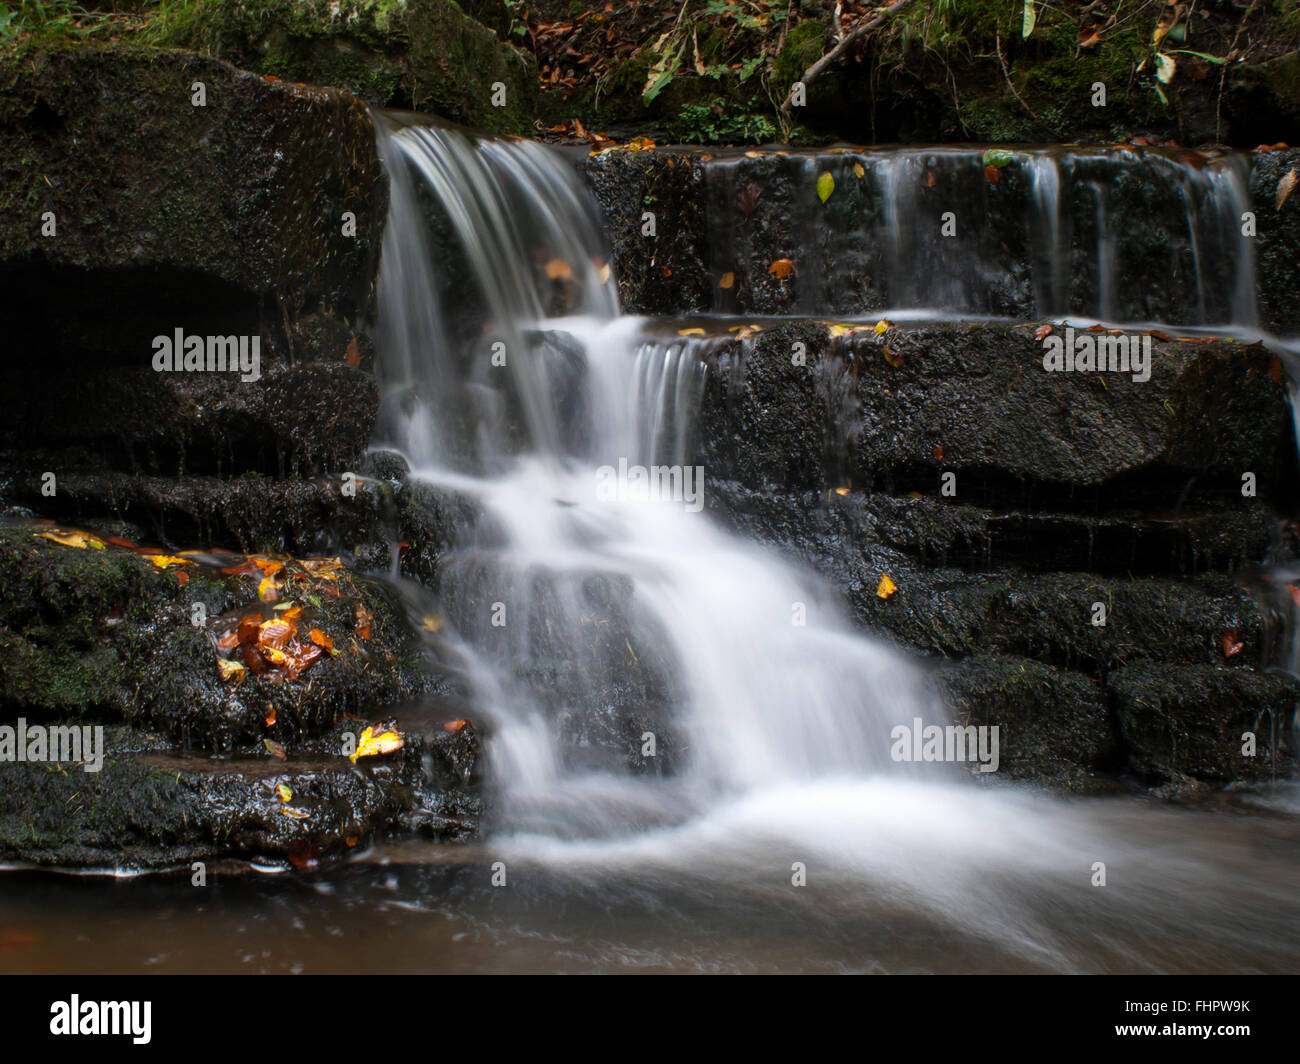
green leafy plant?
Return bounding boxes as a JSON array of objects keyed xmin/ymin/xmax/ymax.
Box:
[{"xmin": 675, "ymin": 98, "xmax": 776, "ymax": 144}]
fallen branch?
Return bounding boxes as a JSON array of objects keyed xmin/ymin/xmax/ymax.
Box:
[{"xmin": 779, "ymin": 0, "xmax": 910, "ymax": 113}]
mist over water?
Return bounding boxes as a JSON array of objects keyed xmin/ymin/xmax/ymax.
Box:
[{"xmin": 369, "ymin": 117, "xmax": 1300, "ymax": 972}]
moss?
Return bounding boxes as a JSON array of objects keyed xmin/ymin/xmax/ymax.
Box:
[{"xmin": 773, "ymin": 18, "xmax": 827, "ymax": 88}]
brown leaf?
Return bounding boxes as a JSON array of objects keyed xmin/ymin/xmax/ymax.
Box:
[
  {"xmin": 984, "ymin": 164, "xmax": 999, "ymax": 187},
  {"xmin": 1033, "ymin": 324, "xmax": 1053, "ymax": 340},
  {"xmin": 1269, "ymin": 357, "xmax": 1284, "ymax": 383},
  {"xmin": 443, "ymin": 719, "xmax": 470, "ymax": 732},
  {"xmin": 309, "ymin": 628, "xmax": 334, "ymax": 652},
  {"xmin": 355, "ymin": 603, "xmax": 374, "ymax": 641},
  {"xmin": 1277, "ymin": 168, "xmax": 1298, "ymax": 211},
  {"xmin": 263, "ymin": 739, "xmax": 286, "ymax": 761},
  {"xmin": 346, "ymin": 337, "xmax": 360, "ymax": 367},
  {"xmin": 1222, "ymin": 631, "xmax": 1244, "ymax": 657},
  {"xmin": 768, "ymin": 258, "xmax": 794, "ymax": 279},
  {"xmin": 719, "ymin": 271, "xmax": 735, "ymax": 289},
  {"xmin": 932, "ymin": 445, "xmax": 944, "ymax": 462}
]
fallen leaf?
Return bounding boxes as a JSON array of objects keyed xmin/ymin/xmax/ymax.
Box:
[
  {"xmin": 1034, "ymin": 324, "xmax": 1054, "ymax": 340},
  {"xmin": 626, "ymin": 135, "xmax": 655, "ymax": 151},
  {"xmin": 1277, "ymin": 168, "xmax": 1298, "ymax": 211},
  {"xmin": 923, "ymin": 169, "xmax": 937, "ymax": 188},
  {"xmin": 264, "ymin": 739, "xmax": 287, "ymax": 761},
  {"xmin": 768, "ymin": 258, "xmax": 794, "ymax": 279},
  {"xmin": 309, "ymin": 628, "xmax": 334, "ymax": 652},
  {"xmin": 258, "ymin": 619, "xmax": 294, "ymax": 650},
  {"xmin": 419, "ymin": 615, "xmax": 443, "ymax": 633},
  {"xmin": 1155, "ymin": 52, "xmax": 1176, "ymax": 85},
  {"xmin": 1270, "ymin": 357, "xmax": 1284, "ymax": 383},
  {"xmin": 354, "ymin": 603, "xmax": 374, "ymax": 641},
  {"xmin": 677, "ymin": 327, "xmax": 706, "ymax": 336},
  {"xmin": 873, "ymin": 318, "xmax": 893, "ymax": 336},
  {"xmin": 176, "ymin": 570, "xmax": 189, "ymax": 586},
  {"xmin": 1222, "ymin": 631, "xmax": 1244, "ymax": 657},
  {"xmin": 853, "ymin": 162, "xmax": 865, "ymax": 179},
  {"xmin": 984, "ymin": 164, "xmax": 1000, "ymax": 187},
  {"xmin": 287, "ymin": 840, "xmax": 320, "ymax": 868},
  {"xmin": 279, "ymin": 806, "xmax": 310, "ymax": 820},
  {"xmin": 834, "ymin": 486, "xmax": 851, "ymax": 496},
  {"xmin": 1022, "ymin": 0, "xmax": 1036, "ymax": 38},
  {"xmin": 266, "ymin": 706, "xmax": 276, "ymax": 727},
  {"xmin": 257, "ymin": 577, "xmax": 279, "ymax": 603},
  {"xmin": 276, "ymin": 783, "xmax": 293, "ymax": 803},
  {"xmin": 876, "ymin": 574, "xmax": 898, "ymax": 600},
  {"xmin": 217, "ymin": 658, "xmax": 246, "ymax": 683},
  {"xmin": 216, "ymin": 631, "xmax": 240, "ymax": 651},
  {"xmin": 545, "ymin": 258, "xmax": 573, "ymax": 280},
  {"xmin": 345, "ymin": 836, "xmax": 359, "ymax": 847},
  {"xmin": 719, "ymin": 271, "xmax": 735, "ymax": 289},
  {"xmin": 35, "ymin": 530, "xmax": 105, "ymax": 550},
  {"xmin": 1078, "ymin": 28, "xmax": 1102, "ymax": 49},
  {"xmin": 350, "ymin": 724, "xmax": 404, "ymax": 762},
  {"xmin": 346, "ymin": 337, "xmax": 360, "ymax": 367},
  {"xmin": 598, "ymin": 263, "xmax": 612, "ymax": 284},
  {"xmin": 933, "ymin": 445, "xmax": 944, "ymax": 461},
  {"xmin": 816, "ymin": 170, "xmax": 835, "ymax": 203},
  {"xmin": 881, "ymin": 345, "xmax": 904, "ymax": 368},
  {"xmin": 443, "ymin": 719, "xmax": 470, "ymax": 732}
]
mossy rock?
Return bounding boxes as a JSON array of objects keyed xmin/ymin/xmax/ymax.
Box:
[{"xmin": 145, "ymin": 0, "xmax": 536, "ymax": 133}]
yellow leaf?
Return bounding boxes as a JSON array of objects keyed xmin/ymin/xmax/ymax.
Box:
[
  {"xmin": 145, "ymin": 554, "xmax": 191, "ymax": 569},
  {"xmin": 264, "ymin": 739, "xmax": 287, "ymax": 761},
  {"xmin": 828, "ymin": 323, "xmax": 859, "ymax": 338},
  {"xmin": 816, "ymin": 170, "xmax": 835, "ymax": 203},
  {"xmin": 34, "ymin": 530, "xmax": 105, "ymax": 550},
  {"xmin": 545, "ymin": 258, "xmax": 573, "ymax": 280},
  {"xmin": 420, "ymin": 615, "xmax": 443, "ymax": 633},
  {"xmin": 598, "ymin": 263, "xmax": 612, "ymax": 284},
  {"xmin": 257, "ymin": 576, "xmax": 279, "ymax": 602},
  {"xmin": 217, "ymin": 658, "xmax": 246, "ymax": 683},
  {"xmin": 276, "ymin": 783, "xmax": 292, "ymax": 803},
  {"xmin": 873, "ymin": 318, "xmax": 894, "ymax": 336},
  {"xmin": 279, "ymin": 806, "xmax": 310, "ymax": 820},
  {"xmin": 876, "ymin": 574, "xmax": 898, "ymax": 599},
  {"xmin": 853, "ymin": 162, "xmax": 865, "ymax": 179},
  {"xmin": 834, "ymin": 486, "xmax": 851, "ymax": 496},
  {"xmin": 677, "ymin": 327, "xmax": 706, "ymax": 336},
  {"xmin": 350, "ymin": 725, "xmax": 404, "ymax": 763}
]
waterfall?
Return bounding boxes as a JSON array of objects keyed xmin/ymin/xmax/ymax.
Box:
[
  {"xmin": 368, "ymin": 118, "xmax": 1300, "ymax": 969},
  {"xmin": 373, "ymin": 116, "xmax": 946, "ymax": 838}
]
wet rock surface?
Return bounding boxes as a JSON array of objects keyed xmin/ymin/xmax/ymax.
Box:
[{"xmin": 697, "ymin": 320, "xmax": 1297, "ymax": 791}]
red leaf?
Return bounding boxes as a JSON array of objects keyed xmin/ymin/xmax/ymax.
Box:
[{"xmin": 984, "ymin": 164, "xmax": 999, "ymax": 187}]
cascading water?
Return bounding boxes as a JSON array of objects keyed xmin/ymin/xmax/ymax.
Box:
[{"xmin": 371, "ymin": 116, "xmax": 1300, "ymax": 971}]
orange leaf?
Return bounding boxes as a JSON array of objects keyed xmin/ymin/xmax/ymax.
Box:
[
  {"xmin": 257, "ymin": 577, "xmax": 279, "ymax": 603},
  {"xmin": 984, "ymin": 165, "xmax": 999, "ymax": 187},
  {"xmin": 719, "ymin": 271, "xmax": 735, "ymax": 289},
  {"xmin": 443, "ymin": 719, "xmax": 470, "ymax": 732},
  {"xmin": 176, "ymin": 570, "xmax": 189, "ymax": 586},
  {"xmin": 346, "ymin": 337, "xmax": 360, "ymax": 367},
  {"xmin": 768, "ymin": 258, "xmax": 794, "ymax": 279},
  {"xmin": 355, "ymin": 603, "xmax": 374, "ymax": 641},
  {"xmin": 933, "ymin": 445, "xmax": 944, "ymax": 461},
  {"xmin": 258, "ymin": 619, "xmax": 294, "ymax": 650},
  {"xmin": 876, "ymin": 574, "xmax": 898, "ymax": 600},
  {"xmin": 1033, "ymin": 324, "xmax": 1053, "ymax": 340},
  {"xmin": 309, "ymin": 628, "xmax": 334, "ymax": 651},
  {"xmin": 216, "ymin": 630, "xmax": 240, "ymax": 651},
  {"xmin": 1222, "ymin": 631, "xmax": 1244, "ymax": 657},
  {"xmin": 266, "ymin": 706, "xmax": 277, "ymax": 727},
  {"xmin": 545, "ymin": 258, "xmax": 573, "ymax": 280}
]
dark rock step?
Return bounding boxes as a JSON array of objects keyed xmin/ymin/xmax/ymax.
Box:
[
  {"xmin": 0, "ymin": 524, "xmax": 428, "ymax": 751},
  {"xmin": 710, "ymin": 487, "xmax": 1269, "ymax": 674},
  {"xmin": 714, "ymin": 486, "xmax": 1278, "ymax": 579},
  {"xmin": 692, "ymin": 320, "xmax": 1292, "ymax": 502},
  {"xmin": 585, "ymin": 145, "xmax": 1298, "ymax": 338},
  {"xmin": 0, "ymin": 356, "xmax": 378, "ymax": 481},
  {"xmin": 0, "ymin": 721, "xmax": 481, "ymax": 871},
  {"xmin": 1110, "ymin": 663, "xmax": 1298, "ymax": 786}
]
